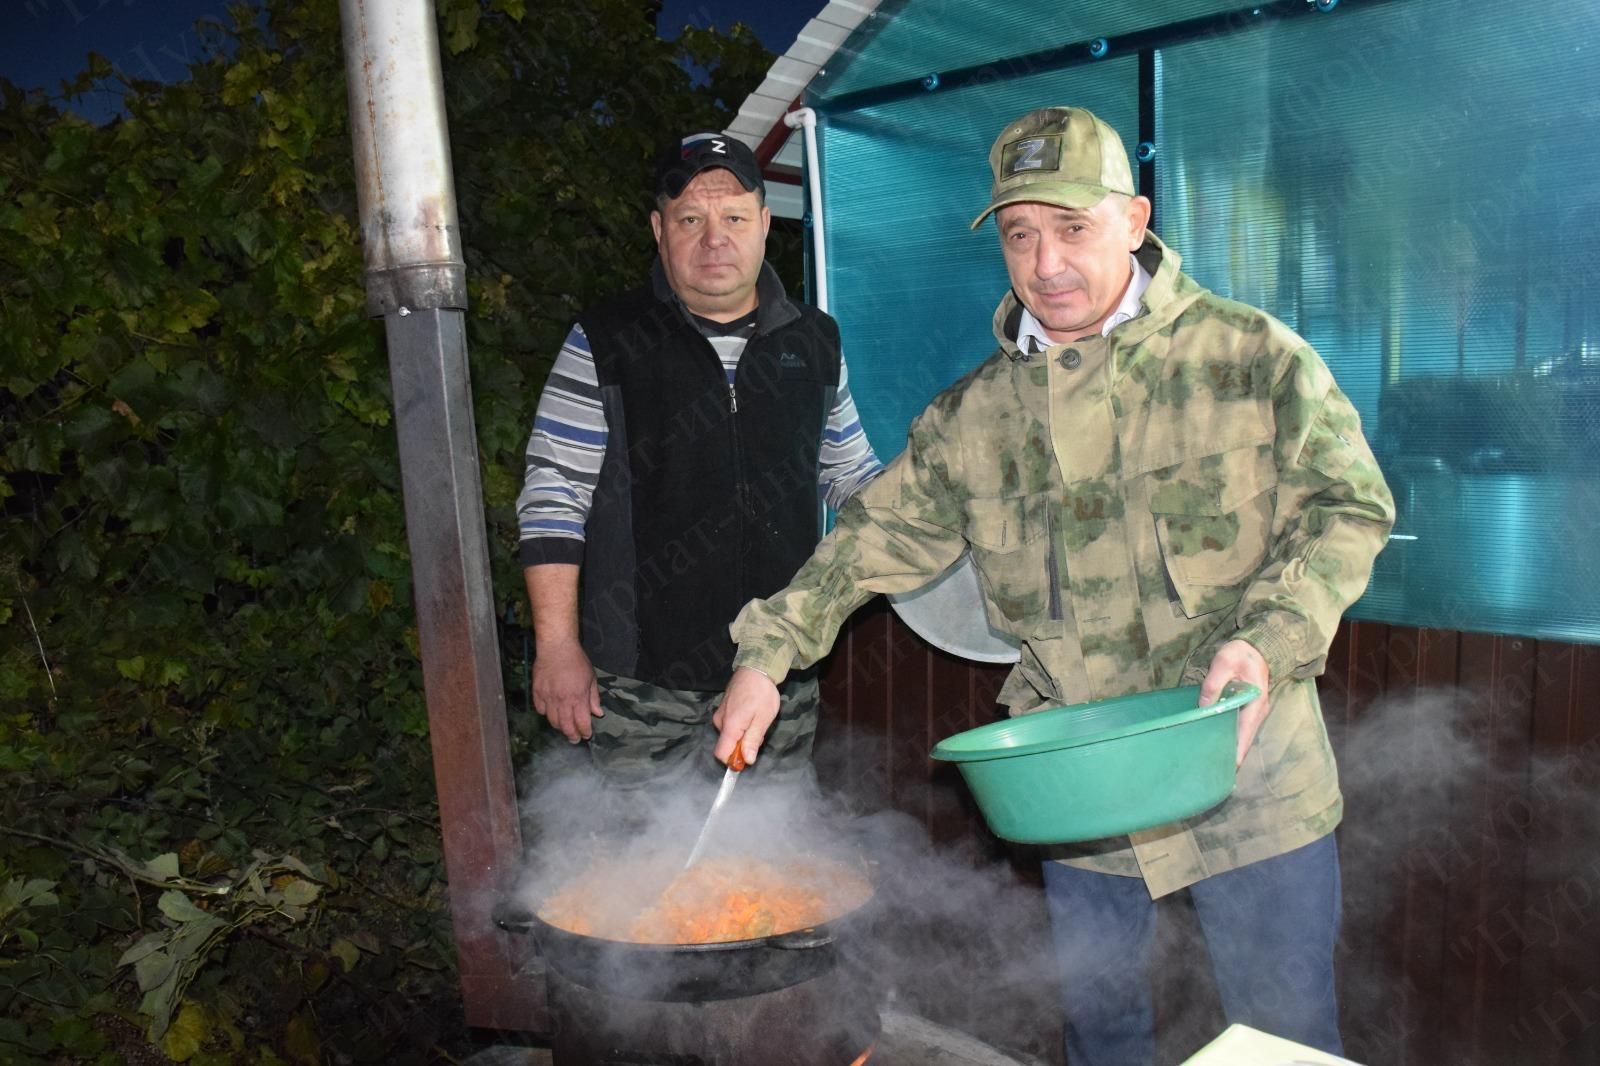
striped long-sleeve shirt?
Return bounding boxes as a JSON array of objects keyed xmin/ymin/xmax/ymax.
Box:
[{"xmin": 517, "ymin": 315, "xmax": 884, "ymax": 556}]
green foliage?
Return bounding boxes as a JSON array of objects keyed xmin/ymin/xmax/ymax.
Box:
[
  {"xmin": 116, "ymin": 854, "xmax": 328, "ymax": 1044},
  {"xmin": 0, "ymin": 0, "xmax": 773, "ymax": 1060}
]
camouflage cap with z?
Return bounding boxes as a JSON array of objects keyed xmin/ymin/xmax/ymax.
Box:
[{"xmin": 971, "ymin": 107, "xmax": 1136, "ymax": 229}]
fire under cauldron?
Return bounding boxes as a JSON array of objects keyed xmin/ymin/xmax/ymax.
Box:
[{"xmin": 496, "ymin": 854, "xmax": 882, "ymax": 1065}]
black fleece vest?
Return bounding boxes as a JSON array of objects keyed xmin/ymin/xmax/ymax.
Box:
[{"xmin": 577, "ymin": 277, "xmax": 841, "ymax": 690}]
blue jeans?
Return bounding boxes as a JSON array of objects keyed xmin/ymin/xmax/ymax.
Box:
[{"xmin": 1041, "ymin": 834, "xmax": 1344, "ymax": 1066}]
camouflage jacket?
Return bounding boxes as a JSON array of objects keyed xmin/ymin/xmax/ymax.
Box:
[{"xmin": 730, "ymin": 235, "xmax": 1395, "ymax": 897}]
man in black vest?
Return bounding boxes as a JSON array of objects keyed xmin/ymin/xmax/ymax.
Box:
[{"xmin": 515, "ymin": 133, "xmax": 882, "ymax": 786}]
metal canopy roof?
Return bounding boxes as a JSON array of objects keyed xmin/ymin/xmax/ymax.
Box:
[
  {"xmin": 725, "ymin": 1, "xmax": 883, "ymax": 155},
  {"xmin": 724, "ymin": 1, "xmax": 883, "ymax": 219},
  {"xmin": 724, "ymin": 1, "xmax": 1269, "ymax": 219}
]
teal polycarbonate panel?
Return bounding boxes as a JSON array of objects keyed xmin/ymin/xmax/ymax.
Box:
[
  {"xmin": 818, "ymin": 62, "xmax": 1138, "ymax": 459},
  {"xmin": 1157, "ymin": 1, "xmax": 1600, "ymax": 642},
  {"xmin": 812, "ymin": 0, "xmax": 1237, "ymax": 102}
]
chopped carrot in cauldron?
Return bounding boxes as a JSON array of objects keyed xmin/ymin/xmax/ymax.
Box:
[{"xmin": 537, "ymin": 855, "xmax": 871, "ymax": 945}]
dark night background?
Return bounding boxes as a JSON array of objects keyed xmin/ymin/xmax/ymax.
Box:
[{"xmin": 3, "ymin": 0, "xmax": 815, "ymax": 122}]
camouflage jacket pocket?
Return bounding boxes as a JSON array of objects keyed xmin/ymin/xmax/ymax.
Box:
[
  {"xmin": 964, "ymin": 493, "xmax": 1057, "ymax": 633},
  {"xmin": 1149, "ymin": 444, "xmax": 1277, "ymax": 618}
]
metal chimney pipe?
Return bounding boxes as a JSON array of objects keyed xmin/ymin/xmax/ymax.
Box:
[
  {"xmin": 340, "ymin": 0, "xmax": 468, "ymax": 317},
  {"xmin": 337, "ymin": 0, "xmax": 541, "ymax": 1030}
]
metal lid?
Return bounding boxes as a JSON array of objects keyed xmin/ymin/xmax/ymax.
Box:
[{"xmin": 887, "ymin": 553, "xmax": 1021, "ymax": 664}]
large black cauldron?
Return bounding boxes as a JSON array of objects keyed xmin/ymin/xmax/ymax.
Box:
[{"xmin": 493, "ymin": 882, "xmax": 875, "ymax": 1002}]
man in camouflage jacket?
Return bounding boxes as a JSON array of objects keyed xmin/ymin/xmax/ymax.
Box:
[{"xmin": 711, "ymin": 108, "xmax": 1394, "ymax": 1063}]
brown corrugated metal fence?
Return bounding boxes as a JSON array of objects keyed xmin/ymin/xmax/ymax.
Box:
[{"xmin": 817, "ymin": 605, "xmax": 1600, "ymax": 1065}]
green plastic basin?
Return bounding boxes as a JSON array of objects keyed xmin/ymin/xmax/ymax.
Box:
[{"xmin": 930, "ymin": 683, "xmax": 1259, "ymax": 844}]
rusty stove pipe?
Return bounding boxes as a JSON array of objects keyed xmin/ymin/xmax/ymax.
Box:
[
  {"xmin": 339, "ymin": 0, "xmax": 468, "ymax": 317},
  {"xmin": 336, "ymin": 0, "xmax": 539, "ymax": 1030}
]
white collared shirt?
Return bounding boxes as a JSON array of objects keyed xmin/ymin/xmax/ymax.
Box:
[{"xmin": 1017, "ymin": 253, "xmax": 1152, "ymax": 355}]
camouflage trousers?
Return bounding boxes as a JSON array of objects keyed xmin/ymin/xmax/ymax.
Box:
[{"xmin": 589, "ymin": 669, "xmax": 819, "ymax": 789}]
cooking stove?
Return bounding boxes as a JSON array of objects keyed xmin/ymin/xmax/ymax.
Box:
[{"xmin": 544, "ymin": 961, "xmax": 879, "ymax": 1066}]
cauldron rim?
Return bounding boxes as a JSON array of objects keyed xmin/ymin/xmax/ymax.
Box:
[
  {"xmin": 494, "ymin": 902, "xmax": 863, "ymax": 954},
  {"xmin": 492, "ymin": 869, "xmax": 879, "ymax": 1002}
]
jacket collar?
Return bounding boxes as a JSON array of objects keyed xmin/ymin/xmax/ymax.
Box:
[{"xmin": 651, "ymin": 259, "xmax": 801, "ymax": 337}]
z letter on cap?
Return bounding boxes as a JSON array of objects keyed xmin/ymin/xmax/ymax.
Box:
[{"xmin": 1004, "ymin": 135, "xmax": 1061, "ymax": 176}]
